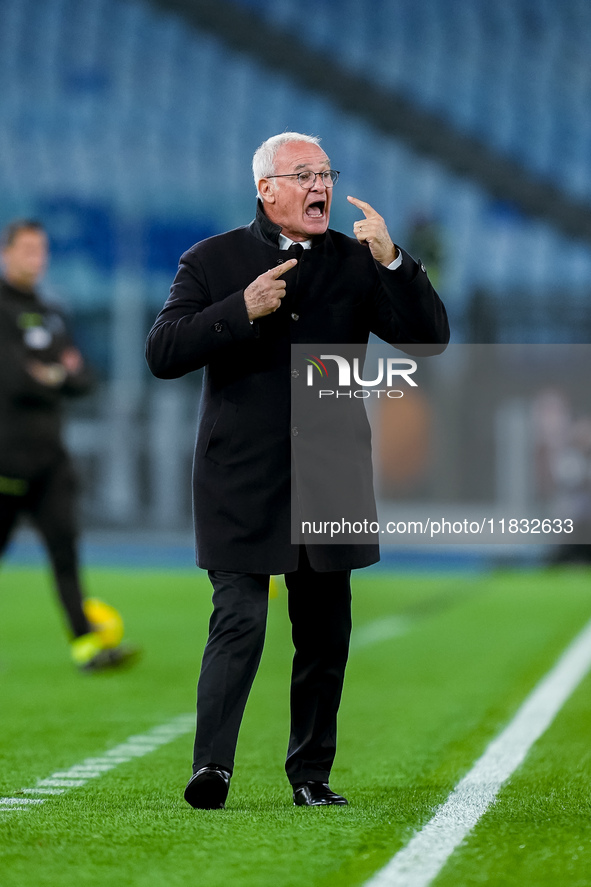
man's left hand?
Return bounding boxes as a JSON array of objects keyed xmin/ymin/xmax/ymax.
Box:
[{"xmin": 348, "ymin": 196, "xmax": 399, "ymax": 267}]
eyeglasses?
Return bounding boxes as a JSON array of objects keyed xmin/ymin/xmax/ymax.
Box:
[{"xmin": 266, "ymin": 170, "xmax": 340, "ymax": 189}]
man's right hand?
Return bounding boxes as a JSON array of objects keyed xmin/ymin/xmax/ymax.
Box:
[
  {"xmin": 244, "ymin": 259, "xmax": 298, "ymax": 321},
  {"xmin": 26, "ymin": 359, "xmax": 67, "ymax": 387}
]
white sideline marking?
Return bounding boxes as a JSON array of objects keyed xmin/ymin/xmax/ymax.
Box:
[
  {"xmin": 38, "ymin": 778, "xmax": 87, "ymax": 788},
  {"xmin": 364, "ymin": 615, "xmax": 591, "ymax": 887},
  {"xmin": 0, "ymin": 798, "xmax": 44, "ymax": 806},
  {"xmin": 0, "ymin": 713, "xmax": 194, "ymax": 817},
  {"xmin": 351, "ymin": 615, "xmax": 412, "ymax": 651}
]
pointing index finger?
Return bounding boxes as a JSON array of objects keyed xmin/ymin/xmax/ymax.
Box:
[
  {"xmin": 270, "ymin": 258, "xmax": 298, "ymax": 278},
  {"xmin": 347, "ymin": 195, "xmax": 378, "ymax": 217}
]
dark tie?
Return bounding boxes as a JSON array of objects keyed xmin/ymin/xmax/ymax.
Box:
[
  {"xmin": 284, "ymin": 243, "xmax": 303, "ymax": 311},
  {"xmin": 288, "ymin": 242, "xmax": 304, "ymax": 259}
]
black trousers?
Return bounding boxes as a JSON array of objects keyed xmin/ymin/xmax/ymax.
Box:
[
  {"xmin": 0, "ymin": 457, "xmax": 91, "ymax": 638},
  {"xmin": 193, "ymin": 547, "xmax": 352, "ymax": 785}
]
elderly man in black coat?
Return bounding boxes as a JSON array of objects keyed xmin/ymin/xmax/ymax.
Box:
[{"xmin": 146, "ymin": 132, "xmax": 449, "ymax": 809}]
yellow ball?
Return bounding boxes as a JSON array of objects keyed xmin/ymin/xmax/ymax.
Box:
[{"xmin": 83, "ymin": 598, "xmax": 124, "ymax": 648}]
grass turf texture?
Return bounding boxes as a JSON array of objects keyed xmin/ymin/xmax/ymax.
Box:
[{"xmin": 1, "ymin": 565, "xmax": 591, "ymax": 886}]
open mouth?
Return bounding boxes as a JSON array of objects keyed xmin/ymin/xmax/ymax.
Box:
[{"xmin": 305, "ymin": 200, "xmax": 326, "ymax": 218}]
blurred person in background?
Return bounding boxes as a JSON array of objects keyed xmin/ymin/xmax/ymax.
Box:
[
  {"xmin": 0, "ymin": 219, "xmax": 137, "ymax": 671},
  {"xmin": 146, "ymin": 133, "xmax": 449, "ymax": 810}
]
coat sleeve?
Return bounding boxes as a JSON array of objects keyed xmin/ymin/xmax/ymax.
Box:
[
  {"xmin": 368, "ymin": 247, "xmax": 450, "ymax": 351},
  {"xmin": 60, "ymin": 361, "xmax": 95, "ymax": 398},
  {"xmin": 145, "ymin": 250, "xmax": 257, "ymax": 379},
  {"xmin": 0, "ymin": 341, "xmax": 56, "ymax": 406},
  {"xmin": 0, "ymin": 304, "xmax": 93, "ymax": 405}
]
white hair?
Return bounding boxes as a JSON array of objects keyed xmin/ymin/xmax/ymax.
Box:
[{"xmin": 252, "ymin": 132, "xmax": 322, "ymax": 196}]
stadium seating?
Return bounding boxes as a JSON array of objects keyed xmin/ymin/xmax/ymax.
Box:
[{"xmin": 0, "ymin": 0, "xmax": 590, "ymax": 324}]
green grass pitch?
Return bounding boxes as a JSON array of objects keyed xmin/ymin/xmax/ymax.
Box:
[{"xmin": 1, "ymin": 563, "xmax": 591, "ymax": 886}]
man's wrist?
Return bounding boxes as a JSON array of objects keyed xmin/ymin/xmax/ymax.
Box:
[{"xmin": 385, "ymin": 246, "xmax": 402, "ymax": 270}]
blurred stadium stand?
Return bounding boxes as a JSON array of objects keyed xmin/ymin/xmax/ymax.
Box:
[{"xmin": 1, "ymin": 0, "xmax": 590, "ymax": 531}]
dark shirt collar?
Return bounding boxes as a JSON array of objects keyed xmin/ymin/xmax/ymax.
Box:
[
  {"xmin": 0, "ymin": 276, "xmax": 38, "ymax": 301},
  {"xmin": 247, "ymin": 199, "xmax": 327, "ymax": 249}
]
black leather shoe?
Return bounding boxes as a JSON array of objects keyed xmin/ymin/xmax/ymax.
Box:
[
  {"xmin": 293, "ymin": 781, "xmax": 348, "ymax": 806},
  {"xmin": 184, "ymin": 765, "xmax": 231, "ymax": 809}
]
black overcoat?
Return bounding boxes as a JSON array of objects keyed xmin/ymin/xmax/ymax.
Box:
[{"xmin": 145, "ymin": 202, "xmax": 449, "ymax": 573}]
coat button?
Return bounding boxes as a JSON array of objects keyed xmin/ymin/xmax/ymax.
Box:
[
  {"xmin": 291, "ymin": 369, "xmax": 299, "ymax": 378},
  {"xmin": 213, "ymin": 322, "xmax": 223, "ymax": 332},
  {"xmin": 291, "ymin": 426, "xmax": 299, "ymax": 436},
  {"xmin": 291, "ymin": 313, "xmax": 299, "ymax": 321}
]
